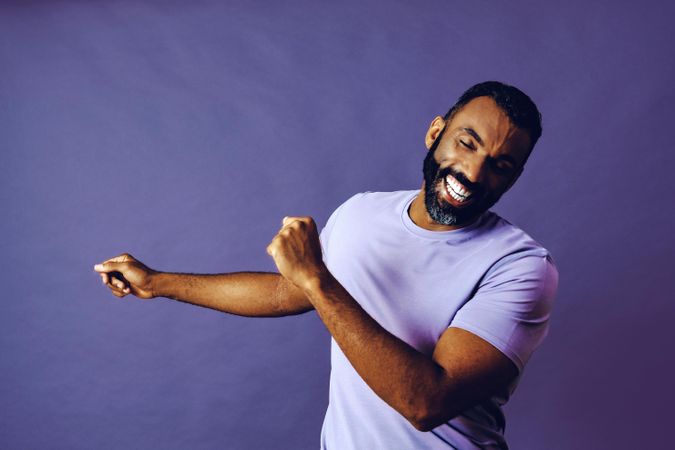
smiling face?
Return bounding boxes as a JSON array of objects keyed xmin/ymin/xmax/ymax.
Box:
[{"xmin": 421, "ymin": 96, "xmax": 533, "ymax": 228}]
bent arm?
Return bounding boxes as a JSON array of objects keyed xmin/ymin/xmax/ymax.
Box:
[
  {"xmin": 302, "ymin": 272, "xmax": 517, "ymax": 431},
  {"xmin": 152, "ymin": 271, "xmax": 314, "ymax": 317}
]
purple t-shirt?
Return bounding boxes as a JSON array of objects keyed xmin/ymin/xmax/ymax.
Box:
[{"xmin": 318, "ymin": 190, "xmax": 559, "ymax": 450}]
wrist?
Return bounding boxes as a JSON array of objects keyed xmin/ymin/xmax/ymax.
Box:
[
  {"xmin": 148, "ymin": 271, "xmax": 167, "ymax": 298},
  {"xmin": 301, "ymin": 268, "xmax": 336, "ymax": 297}
]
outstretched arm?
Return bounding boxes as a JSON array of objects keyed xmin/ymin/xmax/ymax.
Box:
[{"xmin": 94, "ymin": 253, "xmax": 313, "ymax": 317}]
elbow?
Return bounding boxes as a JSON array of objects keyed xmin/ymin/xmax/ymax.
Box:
[
  {"xmin": 409, "ymin": 413, "xmax": 452, "ymax": 433},
  {"xmin": 407, "ymin": 399, "xmax": 461, "ymax": 432},
  {"xmin": 410, "ymin": 416, "xmax": 437, "ymax": 433},
  {"xmin": 405, "ymin": 373, "xmax": 463, "ymax": 432}
]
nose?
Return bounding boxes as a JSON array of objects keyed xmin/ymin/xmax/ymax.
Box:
[{"xmin": 459, "ymin": 153, "xmax": 488, "ymax": 185}]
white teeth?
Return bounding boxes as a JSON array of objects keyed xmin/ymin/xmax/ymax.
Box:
[
  {"xmin": 445, "ymin": 175, "xmax": 472, "ymax": 199},
  {"xmin": 445, "ymin": 180, "xmax": 468, "ymax": 203}
]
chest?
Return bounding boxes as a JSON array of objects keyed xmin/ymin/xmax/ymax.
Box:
[{"xmin": 324, "ymin": 221, "xmax": 494, "ymax": 354}]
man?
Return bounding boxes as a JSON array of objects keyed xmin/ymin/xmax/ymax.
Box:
[{"xmin": 94, "ymin": 81, "xmax": 558, "ymax": 449}]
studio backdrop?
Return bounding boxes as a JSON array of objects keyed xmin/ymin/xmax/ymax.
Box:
[{"xmin": 1, "ymin": 1, "xmax": 674, "ymax": 449}]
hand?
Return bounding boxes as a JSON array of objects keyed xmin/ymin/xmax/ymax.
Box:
[
  {"xmin": 93, "ymin": 253, "xmax": 158, "ymax": 299},
  {"xmin": 266, "ymin": 216, "xmax": 328, "ymax": 292}
]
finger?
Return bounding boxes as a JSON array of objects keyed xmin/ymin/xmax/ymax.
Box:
[
  {"xmin": 112, "ymin": 277, "xmax": 131, "ymax": 294},
  {"xmin": 107, "ymin": 281, "xmax": 130, "ymax": 296},
  {"xmin": 284, "ymin": 216, "xmax": 312, "ymax": 224},
  {"xmin": 282, "ymin": 217, "xmax": 314, "ymax": 230},
  {"xmin": 297, "ymin": 216, "xmax": 315, "ymax": 228},
  {"xmin": 111, "ymin": 289, "xmax": 126, "ymax": 298},
  {"xmin": 282, "ymin": 216, "xmax": 303, "ymax": 228},
  {"xmin": 267, "ymin": 239, "xmax": 281, "ymax": 257},
  {"xmin": 111, "ymin": 277, "xmax": 126, "ymax": 290},
  {"xmin": 100, "ymin": 273, "xmax": 108, "ymax": 285},
  {"xmin": 106, "ymin": 282, "xmax": 125, "ymax": 295},
  {"xmin": 103, "ymin": 253, "xmax": 132, "ymax": 263}
]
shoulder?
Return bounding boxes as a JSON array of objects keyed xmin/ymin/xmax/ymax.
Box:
[
  {"xmin": 479, "ymin": 213, "xmax": 559, "ymax": 301},
  {"xmin": 485, "ymin": 212, "xmax": 556, "ymax": 263},
  {"xmin": 336, "ymin": 189, "xmax": 417, "ymax": 212},
  {"xmin": 321, "ymin": 189, "xmax": 416, "ymax": 238}
]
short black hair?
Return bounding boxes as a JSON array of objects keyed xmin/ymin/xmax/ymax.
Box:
[{"xmin": 444, "ymin": 81, "xmax": 543, "ymax": 155}]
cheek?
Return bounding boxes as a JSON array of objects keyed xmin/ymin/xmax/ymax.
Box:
[
  {"xmin": 434, "ymin": 148, "xmax": 459, "ymax": 167},
  {"xmin": 486, "ymin": 178, "xmax": 511, "ymax": 196}
]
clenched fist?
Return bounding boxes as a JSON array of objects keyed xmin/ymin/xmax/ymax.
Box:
[
  {"xmin": 266, "ymin": 216, "xmax": 329, "ymax": 292},
  {"xmin": 93, "ymin": 253, "xmax": 158, "ymax": 299}
]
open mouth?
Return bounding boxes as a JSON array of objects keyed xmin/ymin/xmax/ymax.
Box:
[{"xmin": 441, "ymin": 174, "xmax": 475, "ymax": 207}]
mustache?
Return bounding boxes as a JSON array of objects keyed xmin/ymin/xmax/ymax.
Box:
[{"xmin": 426, "ymin": 129, "xmax": 485, "ymax": 197}]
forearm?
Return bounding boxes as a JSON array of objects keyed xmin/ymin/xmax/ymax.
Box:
[
  {"xmin": 303, "ymin": 272, "xmax": 451, "ymax": 429},
  {"xmin": 152, "ymin": 271, "xmax": 313, "ymax": 317}
]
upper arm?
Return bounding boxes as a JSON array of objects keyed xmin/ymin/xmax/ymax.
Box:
[
  {"xmin": 450, "ymin": 253, "xmax": 559, "ymax": 373},
  {"xmin": 423, "ymin": 253, "xmax": 558, "ymax": 428},
  {"xmin": 426, "ymin": 327, "xmax": 518, "ymax": 425}
]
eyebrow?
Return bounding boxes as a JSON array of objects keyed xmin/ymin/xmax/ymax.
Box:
[
  {"xmin": 462, "ymin": 127, "xmax": 484, "ymax": 145},
  {"xmin": 461, "ymin": 127, "xmax": 518, "ymax": 166}
]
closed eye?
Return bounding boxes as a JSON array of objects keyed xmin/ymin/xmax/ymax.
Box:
[
  {"xmin": 459, "ymin": 140, "xmax": 474, "ymax": 150},
  {"xmin": 492, "ymin": 160, "xmax": 515, "ymax": 174}
]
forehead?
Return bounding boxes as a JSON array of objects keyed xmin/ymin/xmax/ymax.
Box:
[{"xmin": 448, "ymin": 96, "xmax": 532, "ymax": 164}]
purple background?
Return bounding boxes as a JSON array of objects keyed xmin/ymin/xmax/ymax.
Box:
[{"xmin": 2, "ymin": 1, "xmax": 674, "ymax": 449}]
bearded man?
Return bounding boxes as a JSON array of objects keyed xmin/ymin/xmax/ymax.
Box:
[{"xmin": 95, "ymin": 80, "xmax": 558, "ymax": 450}]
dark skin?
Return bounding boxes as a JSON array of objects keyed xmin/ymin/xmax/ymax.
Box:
[
  {"xmin": 265, "ymin": 96, "xmax": 534, "ymax": 431},
  {"xmin": 96, "ymin": 96, "xmax": 534, "ymax": 431},
  {"xmin": 410, "ymin": 96, "xmax": 532, "ymax": 231}
]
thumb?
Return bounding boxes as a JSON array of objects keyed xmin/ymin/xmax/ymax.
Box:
[
  {"xmin": 94, "ymin": 253, "xmax": 134, "ymax": 272},
  {"xmin": 94, "ymin": 261, "xmax": 121, "ymax": 272}
]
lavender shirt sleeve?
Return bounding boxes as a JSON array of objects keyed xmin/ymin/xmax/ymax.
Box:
[
  {"xmin": 319, "ymin": 193, "xmax": 361, "ymax": 257},
  {"xmin": 449, "ymin": 252, "xmax": 559, "ymax": 374}
]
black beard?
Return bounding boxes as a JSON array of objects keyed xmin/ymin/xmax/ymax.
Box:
[{"xmin": 422, "ymin": 129, "xmax": 502, "ymax": 226}]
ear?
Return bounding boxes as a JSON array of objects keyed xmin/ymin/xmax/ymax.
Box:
[{"xmin": 425, "ymin": 116, "xmax": 447, "ymax": 150}]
